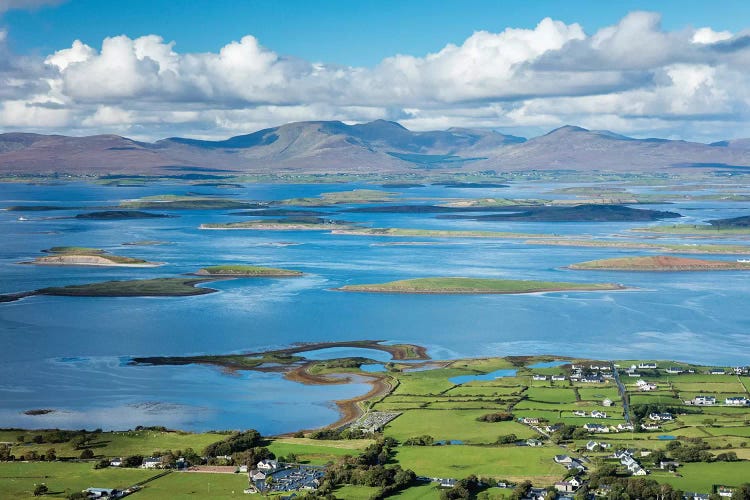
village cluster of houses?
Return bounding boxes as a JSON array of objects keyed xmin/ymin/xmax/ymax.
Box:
[
  {"xmin": 622, "ymin": 363, "xmax": 749, "ymax": 378},
  {"xmin": 568, "ymin": 363, "xmax": 614, "ymax": 384},
  {"xmin": 247, "ymin": 459, "xmax": 325, "ymax": 494}
]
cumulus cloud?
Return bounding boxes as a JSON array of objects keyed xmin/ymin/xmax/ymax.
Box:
[{"xmin": 1, "ymin": 11, "xmax": 750, "ymax": 140}]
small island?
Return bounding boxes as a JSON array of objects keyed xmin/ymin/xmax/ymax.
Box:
[
  {"xmin": 634, "ymin": 215, "xmax": 750, "ymax": 235},
  {"xmin": 194, "ymin": 264, "xmax": 303, "ymax": 277},
  {"xmin": 74, "ymin": 210, "xmax": 171, "ymax": 219},
  {"xmin": 38, "ymin": 277, "xmax": 220, "ymax": 297},
  {"xmin": 337, "ymin": 277, "xmax": 625, "ymax": 294},
  {"xmin": 332, "ymin": 227, "xmax": 551, "ymax": 239},
  {"xmin": 570, "ymin": 255, "xmax": 750, "ymax": 271},
  {"xmin": 526, "ymin": 239, "xmax": 750, "ymax": 254},
  {"xmin": 200, "ymin": 218, "xmax": 352, "ymax": 230},
  {"xmin": 22, "ymin": 246, "xmax": 161, "ymax": 267},
  {"xmin": 120, "ymin": 194, "xmax": 261, "ymax": 210}
]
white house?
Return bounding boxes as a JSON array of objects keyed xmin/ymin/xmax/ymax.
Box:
[
  {"xmin": 688, "ymin": 395, "xmax": 716, "ymax": 406},
  {"xmin": 584, "ymin": 423, "xmax": 609, "ymax": 433},
  {"xmin": 591, "ymin": 411, "xmax": 608, "ymax": 419},
  {"xmin": 257, "ymin": 459, "xmax": 279, "ymax": 471},
  {"xmin": 602, "ymin": 399, "xmax": 613, "ymax": 407},
  {"xmin": 142, "ymin": 457, "xmax": 162, "ymax": 469},
  {"xmin": 725, "ymin": 397, "xmax": 749, "ymax": 406}
]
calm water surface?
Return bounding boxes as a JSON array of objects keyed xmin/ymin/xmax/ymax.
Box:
[{"xmin": 1, "ymin": 181, "xmax": 749, "ymax": 432}]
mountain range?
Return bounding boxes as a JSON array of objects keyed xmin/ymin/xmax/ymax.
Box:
[{"xmin": 2, "ymin": 120, "xmax": 750, "ymax": 176}]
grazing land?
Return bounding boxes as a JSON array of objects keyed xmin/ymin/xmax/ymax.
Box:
[
  {"xmin": 569, "ymin": 255, "xmax": 750, "ymax": 271},
  {"xmin": 337, "ymin": 277, "xmax": 625, "ymax": 294}
]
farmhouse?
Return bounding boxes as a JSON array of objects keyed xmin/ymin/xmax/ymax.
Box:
[
  {"xmin": 583, "ymin": 423, "xmax": 609, "ymax": 433},
  {"xmin": 686, "ymin": 395, "xmax": 716, "ymax": 406}
]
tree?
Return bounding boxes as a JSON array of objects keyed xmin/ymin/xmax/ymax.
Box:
[
  {"xmin": 45, "ymin": 448, "xmax": 56, "ymax": 461},
  {"xmin": 33, "ymin": 484, "xmax": 48, "ymax": 496},
  {"xmin": 79, "ymin": 449, "xmax": 94, "ymax": 459}
]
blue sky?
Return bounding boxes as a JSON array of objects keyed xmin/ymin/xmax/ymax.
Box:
[
  {"xmin": 6, "ymin": 0, "xmax": 750, "ymax": 66},
  {"xmin": 1, "ymin": 0, "xmax": 750, "ymax": 141}
]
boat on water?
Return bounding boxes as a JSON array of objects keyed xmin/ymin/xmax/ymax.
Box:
[
  {"xmin": 17, "ymin": 217, "xmax": 28, "ymax": 221},
  {"xmin": 737, "ymin": 259, "xmax": 750, "ymax": 263}
]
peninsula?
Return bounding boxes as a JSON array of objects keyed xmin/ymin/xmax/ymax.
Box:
[
  {"xmin": 569, "ymin": 255, "xmax": 750, "ymax": 271},
  {"xmin": 337, "ymin": 277, "xmax": 625, "ymax": 294}
]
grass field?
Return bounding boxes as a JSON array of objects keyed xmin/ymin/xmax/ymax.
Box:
[
  {"xmin": 0, "ymin": 462, "xmax": 154, "ymax": 499},
  {"xmin": 383, "ymin": 410, "xmax": 534, "ymax": 444},
  {"xmin": 136, "ymin": 471, "xmax": 249, "ymax": 499},
  {"xmin": 3, "ymin": 430, "xmax": 227, "ymax": 459},
  {"xmin": 266, "ymin": 438, "xmax": 372, "ymax": 465},
  {"xmin": 393, "ymin": 445, "xmax": 560, "ymax": 483},
  {"xmin": 653, "ymin": 462, "xmax": 750, "ymax": 490}
]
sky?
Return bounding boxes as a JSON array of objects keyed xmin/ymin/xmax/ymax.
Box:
[{"xmin": 1, "ymin": 0, "xmax": 750, "ymax": 141}]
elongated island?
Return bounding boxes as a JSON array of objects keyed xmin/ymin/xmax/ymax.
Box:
[{"xmin": 337, "ymin": 277, "xmax": 625, "ymax": 294}]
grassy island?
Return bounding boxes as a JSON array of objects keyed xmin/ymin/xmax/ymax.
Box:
[
  {"xmin": 332, "ymin": 227, "xmax": 551, "ymax": 239},
  {"xmin": 338, "ymin": 277, "xmax": 624, "ymax": 294},
  {"xmin": 120, "ymin": 194, "xmax": 260, "ymax": 210},
  {"xmin": 23, "ymin": 247, "xmax": 160, "ymax": 267},
  {"xmin": 194, "ymin": 264, "xmax": 303, "ymax": 277},
  {"xmin": 38, "ymin": 277, "xmax": 220, "ymax": 297},
  {"xmin": 570, "ymin": 255, "xmax": 750, "ymax": 271},
  {"xmin": 74, "ymin": 210, "xmax": 171, "ymax": 220},
  {"xmin": 277, "ymin": 189, "xmax": 396, "ymax": 206},
  {"xmin": 526, "ymin": 239, "xmax": 750, "ymax": 254},
  {"xmin": 200, "ymin": 218, "xmax": 352, "ymax": 230}
]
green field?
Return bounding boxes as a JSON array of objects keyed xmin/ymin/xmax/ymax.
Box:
[
  {"xmin": 0, "ymin": 462, "xmax": 154, "ymax": 499},
  {"xmin": 135, "ymin": 470, "xmax": 249, "ymax": 499},
  {"xmin": 339, "ymin": 277, "xmax": 623, "ymax": 294},
  {"xmin": 383, "ymin": 410, "xmax": 534, "ymax": 444},
  {"xmin": 3, "ymin": 430, "xmax": 227, "ymax": 459},
  {"xmin": 393, "ymin": 445, "xmax": 560, "ymax": 483},
  {"xmin": 266, "ymin": 438, "xmax": 372, "ymax": 465}
]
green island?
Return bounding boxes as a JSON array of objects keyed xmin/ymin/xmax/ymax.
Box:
[
  {"xmin": 200, "ymin": 218, "xmax": 353, "ymax": 230},
  {"xmin": 634, "ymin": 216, "xmax": 750, "ymax": 236},
  {"xmin": 119, "ymin": 194, "xmax": 260, "ymax": 210},
  {"xmin": 525, "ymin": 238, "xmax": 750, "ymax": 254},
  {"xmin": 6, "ymin": 351, "xmax": 750, "ymax": 498},
  {"xmin": 332, "ymin": 227, "xmax": 552, "ymax": 239},
  {"xmin": 73, "ymin": 211, "xmax": 171, "ymax": 220},
  {"xmin": 38, "ymin": 277, "xmax": 220, "ymax": 298},
  {"xmin": 21, "ymin": 247, "xmax": 161, "ymax": 267},
  {"xmin": 194, "ymin": 264, "xmax": 303, "ymax": 277},
  {"xmin": 337, "ymin": 277, "xmax": 625, "ymax": 294},
  {"xmin": 277, "ymin": 189, "xmax": 397, "ymax": 206},
  {"xmin": 570, "ymin": 255, "xmax": 750, "ymax": 271}
]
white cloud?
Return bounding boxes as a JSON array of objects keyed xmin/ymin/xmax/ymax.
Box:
[
  {"xmin": 692, "ymin": 27, "xmax": 733, "ymax": 44},
  {"xmin": 1, "ymin": 11, "xmax": 750, "ymax": 141}
]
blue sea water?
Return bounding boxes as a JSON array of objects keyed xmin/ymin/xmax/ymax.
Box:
[{"xmin": 1, "ymin": 181, "xmax": 750, "ymax": 432}]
